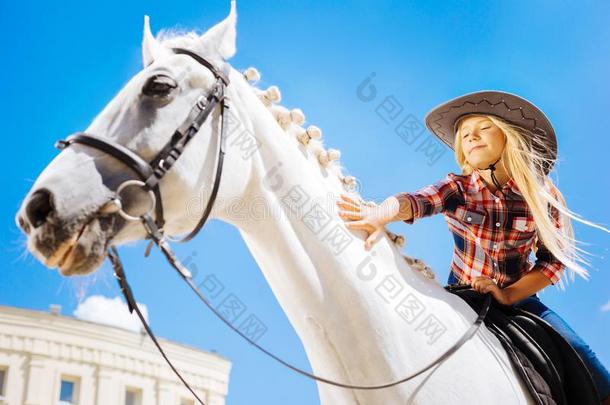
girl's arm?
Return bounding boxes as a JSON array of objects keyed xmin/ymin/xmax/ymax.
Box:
[
  {"xmin": 392, "ymin": 174, "xmax": 462, "ymax": 225},
  {"xmin": 473, "ymin": 268, "xmax": 553, "ymax": 306},
  {"xmin": 387, "ymin": 194, "xmax": 414, "ymax": 222},
  {"xmin": 336, "ymin": 174, "xmax": 461, "ymax": 250},
  {"xmin": 503, "ymin": 270, "xmax": 552, "ymax": 304}
]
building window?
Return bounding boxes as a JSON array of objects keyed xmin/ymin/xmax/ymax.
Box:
[
  {"xmin": 0, "ymin": 367, "xmax": 6, "ymax": 399},
  {"xmin": 58, "ymin": 376, "xmax": 79, "ymax": 404},
  {"xmin": 125, "ymin": 388, "xmax": 142, "ymax": 405},
  {"xmin": 180, "ymin": 399, "xmax": 194, "ymax": 405}
]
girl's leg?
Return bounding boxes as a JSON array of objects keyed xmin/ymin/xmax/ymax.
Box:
[{"xmin": 513, "ymin": 295, "xmax": 610, "ymax": 404}]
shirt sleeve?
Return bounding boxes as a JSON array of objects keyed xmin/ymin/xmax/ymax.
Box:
[
  {"xmin": 397, "ymin": 174, "xmax": 461, "ymax": 225},
  {"xmin": 531, "ymin": 198, "xmax": 565, "ymax": 285}
]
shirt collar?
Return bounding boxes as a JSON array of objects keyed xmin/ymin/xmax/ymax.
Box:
[{"xmin": 469, "ymin": 169, "xmax": 521, "ymax": 196}]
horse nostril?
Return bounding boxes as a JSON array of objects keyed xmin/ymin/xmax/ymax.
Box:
[
  {"xmin": 25, "ymin": 189, "xmax": 55, "ymax": 229},
  {"xmin": 16, "ymin": 214, "xmax": 31, "ymax": 234}
]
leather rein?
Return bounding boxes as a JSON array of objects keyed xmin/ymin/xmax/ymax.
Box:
[{"xmin": 53, "ymin": 48, "xmax": 491, "ymax": 404}]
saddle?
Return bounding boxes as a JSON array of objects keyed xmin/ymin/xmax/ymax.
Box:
[{"xmin": 445, "ymin": 286, "xmax": 601, "ymax": 405}]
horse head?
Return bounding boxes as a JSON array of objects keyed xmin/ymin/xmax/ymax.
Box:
[{"xmin": 15, "ymin": 2, "xmax": 249, "ymax": 276}]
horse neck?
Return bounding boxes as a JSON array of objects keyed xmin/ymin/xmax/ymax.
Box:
[
  {"xmin": 220, "ymin": 71, "xmax": 456, "ymax": 335},
  {"xmin": 167, "ymin": 65, "xmax": 519, "ymax": 404}
]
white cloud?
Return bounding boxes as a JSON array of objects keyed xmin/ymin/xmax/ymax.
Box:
[
  {"xmin": 73, "ymin": 295, "xmax": 148, "ymax": 333},
  {"xmin": 601, "ymin": 299, "xmax": 610, "ymax": 312}
]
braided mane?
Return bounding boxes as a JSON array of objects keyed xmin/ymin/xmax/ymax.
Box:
[{"xmin": 156, "ymin": 30, "xmax": 435, "ymax": 282}]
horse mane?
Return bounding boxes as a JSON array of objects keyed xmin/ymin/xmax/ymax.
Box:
[
  {"xmin": 156, "ymin": 29, "xmax": 356, "ymax": 189},
  {"xmin": 155, "ymin": 29, "xmax": 436, "ymax": 282}
]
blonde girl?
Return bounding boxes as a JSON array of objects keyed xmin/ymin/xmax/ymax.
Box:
[{"xmin": 336, "ymin": 90, "xmax": 610, "ymax": 404}]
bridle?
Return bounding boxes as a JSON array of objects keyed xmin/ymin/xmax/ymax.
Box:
[
  {"xmin": 56, "ymin": 48, "xmax": 229, "ymax": 242},
  {"xmin": 54, "ymin": 48, "xmax": 491, "ymax": 404}
]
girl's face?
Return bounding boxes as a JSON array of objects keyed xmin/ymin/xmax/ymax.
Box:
[{"xmin": 458, "ymin": 115, "xmax": 506, "ymax": 169}]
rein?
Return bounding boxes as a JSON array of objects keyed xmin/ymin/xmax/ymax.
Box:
[{"xmin": 54, "ymin": 48, "xmax": 491, "ymax": 404}]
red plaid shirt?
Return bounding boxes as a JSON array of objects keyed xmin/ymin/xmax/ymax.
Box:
[{"xmin": 399, "ymin": 170, "xmax": 564, "ymax": 288}]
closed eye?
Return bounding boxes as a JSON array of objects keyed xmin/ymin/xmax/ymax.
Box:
[{"xmin": 463, "ymin": 125, "xmax": 491, "ymax": 138}]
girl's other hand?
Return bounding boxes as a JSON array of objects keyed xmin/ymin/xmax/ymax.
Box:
[
  {"xmin": 335, "ymin": 194, "xmax": 394, "ymax": 251},
  {"xmin": 471, "ymin": 276, "xmax": 512, "ymax": 305}
]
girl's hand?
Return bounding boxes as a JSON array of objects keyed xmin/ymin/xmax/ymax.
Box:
[
  {"xmin": 335, "ymin": 194, "xmax": 393, "ymax": 251},
  {"xmin": 471, "ymin": 276, "xmax": 513, "ymax": 305}
]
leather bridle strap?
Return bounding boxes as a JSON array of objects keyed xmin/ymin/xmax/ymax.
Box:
[
  {"xmin": 56, "ymin": 133, "xmax": 166, "ymax": 229},
  {"xmin": 146, "ymin": 83, "xmax": 224, "ymax": 191},
  {"xmin": 108, "ymin": 246, "xmax": 206, "ymax": 405},
  {"xmin": 175, "ymin": 95, "xmax": 229, "ymax": 243},
  {"xmin": 55, "ymin": 47, "xmax": 228, "ymax": 234},
  {"xmin": 173, "ymin": 48, "xmax": 229, "ymax": 85}
]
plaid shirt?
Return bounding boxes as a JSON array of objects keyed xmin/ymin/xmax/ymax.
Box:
[{"xmin": 399, "ymin": 170, "xmax": 564, "ymax": 288}]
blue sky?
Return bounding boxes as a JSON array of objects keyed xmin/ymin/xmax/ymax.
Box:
[{"xmin": 2, "ymin": 1, "xmax": 609, "ymax": 404}]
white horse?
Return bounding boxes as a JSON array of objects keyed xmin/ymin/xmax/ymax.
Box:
[{"xmin": 15, "ymin": 2, "xmax": 536, "ymax": 404}]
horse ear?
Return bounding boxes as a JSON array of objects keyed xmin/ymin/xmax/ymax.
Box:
[
  {"xmin": 142, "ymin": 15, "xmax": 162, "ymax": 67},
  {"xmin": 199, "ymin": 0, "xmax": 237, "ymax": 60}
]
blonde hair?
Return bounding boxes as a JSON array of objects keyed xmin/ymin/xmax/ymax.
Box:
[{"xmin": 454, "ymin": 114, "xmax": 609, "ymax": 290}]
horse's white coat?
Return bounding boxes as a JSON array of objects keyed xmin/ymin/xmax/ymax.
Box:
[{"xmin": 21, "ymin": 2, "xmax": 535, "ymax": 403}]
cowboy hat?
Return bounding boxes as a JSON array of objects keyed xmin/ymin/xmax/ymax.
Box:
[{"xmin": 424, "ymin": 90, "xmax": 557, "ymax": 175}]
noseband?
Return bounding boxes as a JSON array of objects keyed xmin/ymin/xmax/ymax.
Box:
[{"xmin": 54, "ymin": 48, "xmax": 491, "ymax": 404}]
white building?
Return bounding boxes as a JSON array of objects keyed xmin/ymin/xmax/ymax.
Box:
[{"xmin": 0, "ymin": 304, "xmax": 231, "ymax": 405}]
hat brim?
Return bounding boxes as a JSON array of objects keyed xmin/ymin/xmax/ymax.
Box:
[{"xmin": 424, "ymin": 90, "xmax": 557, "ymax": 175}]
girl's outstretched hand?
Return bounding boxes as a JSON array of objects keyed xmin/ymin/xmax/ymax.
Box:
[{"xmin": 335, "ymin": 194, "xmax": 396, "ymax": 251}]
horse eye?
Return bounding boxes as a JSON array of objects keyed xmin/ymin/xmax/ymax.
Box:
[{"xmin": 142, "ymin": 74, "xmax": 178, "ymax": 98}]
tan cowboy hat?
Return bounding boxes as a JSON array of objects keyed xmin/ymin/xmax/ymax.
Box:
[{"xmin": 424, "ymin": 90, "xmax": 558, "ymax": 175}]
